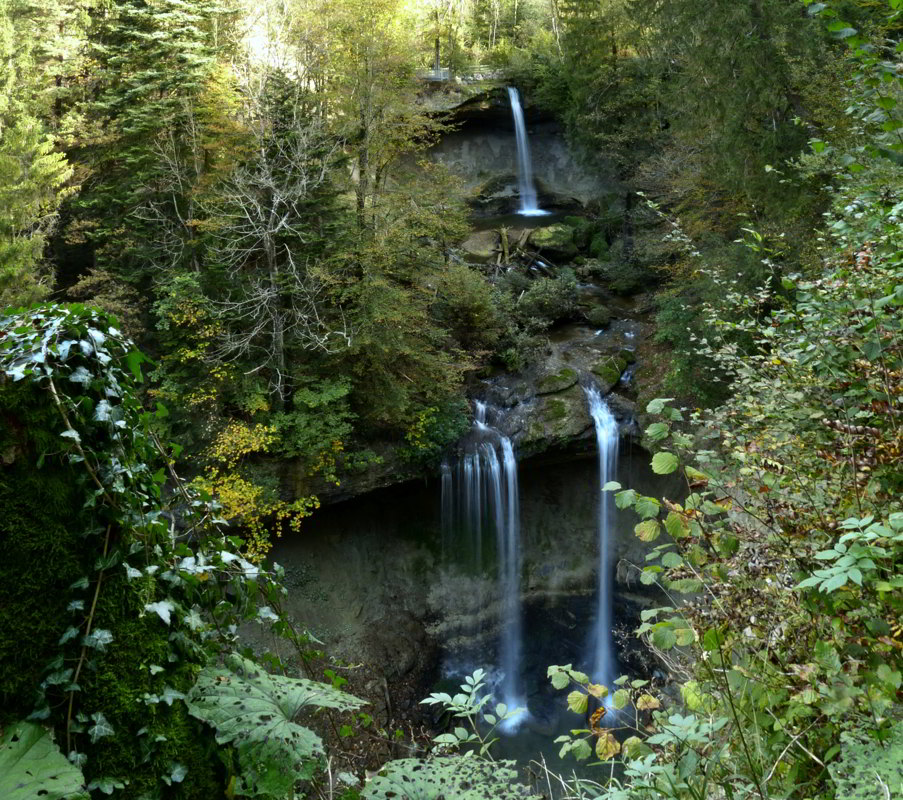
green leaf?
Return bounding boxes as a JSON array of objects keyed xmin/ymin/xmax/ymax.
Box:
[
  {"xmin": 652, "ymin": 627, "xmax": 677, "ymax": 650},
  {"xmin": 0, "ymin": 722, "xmax": 87, "ymax": 800},
  {"xmin": 634, "ymin": 520, "xmax": 661, "ymax": 542},
  {"xmin": 702, "ymin": 629, "xmax": 722, "ymax": 652},
  {"xmin": 634, "ymin": 496, "xmax": 661, "ymax": 519},
  {"xmin": 361, "ymin": 757, "xmax": 537, "ymax": 799},
  {"xmin": 622, "ymin": 736, "xmax": 650, "ymax": 759},
  {"xmin": 187, "ymin": 654, "xmax": 364, "ymax": 797},
  {"xmin": 144, "ymin": 601, "xmax": 175, "ymax": 626},
  {"xmin": 88, "ymin": 713, "xmax": 114, "ymax": 744},
  {"xmin": 876, "ymin": 664, "xmax": 902, "ymax": 689},
  {"xmin": 645, "ymin": 422, "xmax": 670, "ymax": 442},
  {"xmin": 124, "ymin": 350, "xmax": 148, "ymax": 383},
  {"xmin": 549, "ymin": 670, "xmax": 569, "ymax": 690},
  {"xmin": 651, "ymin": 452, "xmax": 679, "ymax": 475},
  {"xmin": 828, "ymin": 720, "xmax": 903, "ymax": 800},
  {"xmin": 674, "ymin": 627, "xmax": 696, "ymax": 646},
  {"xmin": 646, "ymin": 398, "xmax": 673, "ymax": 414},
  {"xmin": 664, "ymin": 511, "xmax": 689, "ymax": 539},
  {"xmin": 568, "ymin": 739, "xmax": 593, "ymax": 761},
  {"xmin": 567, "ymin": 691, "xmax": 588, "ymax": 714},
  {"xmin": 613, "ymin": 689, "xmax": 629, "ymax": 710}
]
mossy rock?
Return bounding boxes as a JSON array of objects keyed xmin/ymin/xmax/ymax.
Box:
[
  {"xmin": 529, "ymin": 223, "xmax": 578, "ymax": 261},
  {"xmin": 589, "ymin": 232, "xmax": 610, "ymax": 259},
  {"xmin": 562, "ymin": 216, "xmax": 592, "ymax": 250},
  {"xmin": 542, "ymin": 397, "xmax": 570, "ymax": 422},
  {"xmin": 460, "ymin": 230, "xmax": 499, "ymax": 259},
  {"xmin": 597, "ymin": 255, "xmax": 656, "ymax": 295},
  {"xmin": 537, "ymin": 367, "xmax": 579, "ymax": 395},
  {"xmin": 0, "ymin": 330, "xmax": 223, "ymax": 799},
  {"xmin": 473, "ymin": 173, "xmax": 517, "ymax": 198},
  {"xmin": 619, "ymin": 348, "xmax": 637, "ymax": 364},
  {"xmin": 585, "ymin": 306, "xmax": 612, "ymax": 328},
  {"xmin": 591, "ymin": 356, "xmax": 627, "ymax": 393}
]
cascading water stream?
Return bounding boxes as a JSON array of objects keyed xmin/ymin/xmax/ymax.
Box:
[
  {"xmin": 584, "ymin": 385, "xmax": 619, "ymax": 694},
  {"xmin": 507, "ymin": 87, "xmax": 547, "ymax": 217},
  {"xmin": 440, "ymin": 401, "xmax": 527, "ymax": 727}
]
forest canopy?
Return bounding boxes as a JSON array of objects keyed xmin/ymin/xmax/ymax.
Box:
[{"xmin": 1, "ymin": 0, "xmax": 901, "ymax": 798}]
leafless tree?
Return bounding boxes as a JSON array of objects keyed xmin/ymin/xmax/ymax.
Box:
[{"xmin": 204, "ymin": 82, "xmax": 351, "ymax": 403}]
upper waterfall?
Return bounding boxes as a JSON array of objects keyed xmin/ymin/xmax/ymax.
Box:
[{"xmin": 507, "ymin": 87, "xmax": 548, "ymax": 217}]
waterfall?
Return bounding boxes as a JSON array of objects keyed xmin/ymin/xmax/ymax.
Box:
[
  {"xmin": 439, "ymin": 402, "xmax": 527, "ymax": 726},
  {"xmin": 507, "ymin": 87, "xmax": 547, "ymax": 217},
  {"xmin": 584, "ymin": 385, "xmax": 619, "ymax": 691}
]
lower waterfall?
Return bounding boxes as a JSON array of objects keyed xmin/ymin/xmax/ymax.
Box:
[
  {"xmin": 584, "ymin": 385, "xmax": 619, "ymax": 691},
  {"xmin": 440, "ymin": 401, "xmax": 526, "ymax": 725}
]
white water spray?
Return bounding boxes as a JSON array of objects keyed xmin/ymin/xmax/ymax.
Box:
[{"xmin": 507, "ymin": 87, "xmax": 548, "ymax": 217}]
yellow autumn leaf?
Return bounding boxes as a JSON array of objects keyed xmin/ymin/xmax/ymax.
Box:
[
  {"xmin": 595, "ymin": 730, "xmax": 620, "ymax": 760},
  {"xmin": 636, "ymin": 693, "xmax": 660, "ymax": 711}
]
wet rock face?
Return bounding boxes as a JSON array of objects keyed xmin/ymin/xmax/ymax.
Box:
[
  {"xmin": 480, "ymin": 317, "xmax": 650, "ymax": 458},
  {"xmin": 428, "ymin": 121, "xmax": 616, "ymax": 208},
  {"xmin": 266, "ymin": 444, "xmax": 674, "ymax": 695},
  {"xmin": 468, "ymin": 175, "xmax": 581, "ymax": 217}
]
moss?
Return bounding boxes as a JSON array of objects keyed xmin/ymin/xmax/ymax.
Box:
[
  {"xmin": 0, "ymin": 381, "xmax": 88, "ymax": 715},
  {"xmin": 529, "ymin": 224, "xmax": 578, "ymax": 260},
  {"xmin": 589, "ymin": 233, "xmax": 610, "ymax": 259},
  {"xmin": 619, "ymin": 349, "xmax": 637, "ymax": 364},
  {"xmin": 591, "ymin": 356, "xmax": 627, "ymax": 389},
  {"xmin": 542, "ymin": 397, "xmax": 569, "ymax": 422},
  {"xmin": 537, "ymin": 367, "xmax": 578, "ymax": 395},
  {"xmin": 562, "ymin": 216, "xmax": 592, "ymax": 250}
]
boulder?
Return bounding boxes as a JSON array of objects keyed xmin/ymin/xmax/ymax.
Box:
[
  {"xmin": 589, "ymin": 232, "xmax": 610, "ymax": 259},
  {"xmin": 591, "ymin": 355, "xmax": 628, "ymax": 393},
  {"xmin": 536, "ymin": 366, "xmax": 579, "ymax": 395},
  {"xmin": 460, "ymin": 229, "xmax": 499, "ymax": 259},
  {"xmin": 534, "ymin": 384, "xmax": 592, "ymax": 443},
  {"xmin": 562, "ymin": 215, "xmax": 593, "ymax": 250},
  {"xmin": 529, "ymin": 223, "xmax": 578, "ymax": 261},
  {"xmin": 584, "ymin": 306, "xmax": 612, "ymax": 328}
]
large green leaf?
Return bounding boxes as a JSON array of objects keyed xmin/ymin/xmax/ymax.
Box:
[
  {"xmin": 186, "ymin": 654, "xmax": 364, "ymax": 797},
  {"xmin": 0, "ymin": 722, "xmax": 87, "ymax": 800},
  {"xmin": 828, "ymin": 720, "xmax": 903, "ymax": 800},
  {"xmin": 361, "ymin": 757, "xmax": 538, "ymax": 800}
]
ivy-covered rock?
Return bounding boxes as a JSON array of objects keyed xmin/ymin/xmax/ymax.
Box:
[{"xmin": 0, "ymin": 305, "xmax": 281, "ymax": 799}]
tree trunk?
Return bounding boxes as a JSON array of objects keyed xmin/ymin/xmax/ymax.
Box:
[{"xmin": 266, "ymin": 240, "xmax": 288, "ymax": 406}]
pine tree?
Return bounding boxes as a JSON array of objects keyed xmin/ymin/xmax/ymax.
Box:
[
  {"xmin": 0, "ymin": 0, "xmax": 73, "ymax": 308},
  {"xmin": 75, "ymin": 0, "xmax": 233, "ymax": 283}
]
